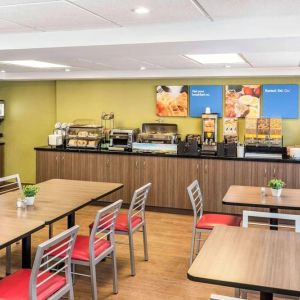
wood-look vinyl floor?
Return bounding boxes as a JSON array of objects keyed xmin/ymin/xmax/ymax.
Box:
[{"xmin": 0, "ymin": 206, "xmax": 284, "ymax": 299}]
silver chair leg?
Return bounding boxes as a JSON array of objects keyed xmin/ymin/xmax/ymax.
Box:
[
  {"xmin": 89, "ymin": 263, "xmax": 98, "ymax": 300},
  {"xmin": 128, "ymin": 232, "xmax": 136, "ymax": 276},
  {"xmin": 189, "ymin": 228, "xmax": 196, "ymax": 266},
  {"xmin": 6, "ymin": 246, "xmax": 11, "ymax": 275},
  {"xmin": 111, "ymin": 250, "xmax": 118, "ymax": 294},
  {"xmin": 142, "ymin": 224, "xmax": 149, "ymax": 261},
  {"xmin": 71, "ymin": 263, "xmax": 75, "ymax": 284},
  {"xmin": 68, "ymin": 285, "xmax": 75, "ymax": 300},
  {"xmin": 234, "ymin": 288, "xmax": 241, "ymax": 298},
  {"xmin": 195, "ymin": 231, "xmax": 201, "ymax": 256}
]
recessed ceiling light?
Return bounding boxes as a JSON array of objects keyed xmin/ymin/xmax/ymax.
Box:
[
  {"xmin": 0, "ymin": 70, "xmax": 5, "ymax": 73},
  {"xmin": 140, "ymin": 66, "xmax": 146, "ymax": 71},
  {"xmin": 0, "ymin": 60, "xmax": 70, "ymax": 69},
  {"xmin": 65, "ymin": 68, "xmax": 71, "ymax": 72},
  {"xmin": 132, "ymin": 7, "xmax": 150, "ymax": 14},
  {"xmin": 225, "ymin": 65, "xmax": 231, "ymax": 68},
  {"xmin": 185, "ymin": 53, "xmax": 245, "ymax": 64}
]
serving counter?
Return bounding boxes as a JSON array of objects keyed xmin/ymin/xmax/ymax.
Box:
[{"xmin": 35, "ymin": 146, "xmax": 300, "ymax": 215}]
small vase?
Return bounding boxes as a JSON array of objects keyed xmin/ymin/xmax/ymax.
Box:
[
  {"xmin": 25, "ymin": 196, "xmax": 35, "ymax": 205},
  {"xmin": 271, "ymin": 188, "xmax": 282, "ymax": 197}
]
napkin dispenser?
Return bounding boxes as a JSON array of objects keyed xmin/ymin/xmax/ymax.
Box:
[{"xmin": 48, "ymin": 134, "xmax": 63, "ymax": 146}]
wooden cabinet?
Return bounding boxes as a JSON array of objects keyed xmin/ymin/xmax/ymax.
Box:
[{"xmin": 36, "ymin": 150, "xmax": 300, "ymax": 214}]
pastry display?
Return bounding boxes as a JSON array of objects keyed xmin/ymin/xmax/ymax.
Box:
[
  {"xmin": 87, "ymin": 140, "xmax": 97, "ymax": 148},
  {"xmin": 156, "ymin": 85, "xmax": 188, "ymax": 117},
  {"xmin": 257, "ymin": 118, "xmax": 270, "ymax": 136},
  {"xmin": 88, "ymin": 133, "xmax": 99, "ymax": 138},
  {"xmin": 224, "ymin": 118, "xmax": 238, "ymax": 137},
  {"xmin": 225, "ymin": 85, "xmax": 261, "ymax": 118},
  {"xmin": 270, "ymin": 118, "xmax": 282, "ymax": 137},
  {"xmin": 78, "ymin": 131, "xmax": 88, "ymax": 138},
  {"xmin": 68, "ymin": 139, "xmax": 77, "ymax": 147},
  {"xmin": 77, "ymin": 140, "xmax": 87, "ymax": 147}
]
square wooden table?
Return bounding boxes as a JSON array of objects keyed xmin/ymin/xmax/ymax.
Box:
[
  {"xmin": 223, "ymin": 185, "xmax": 300, "ymax": 229},
  {"xmin": 0, "ymin": 179, "xmax": 123, "ymax": 268},
  {"xmin": 187, "ymin": 225, "xmax": 300, "ymax": 300}
]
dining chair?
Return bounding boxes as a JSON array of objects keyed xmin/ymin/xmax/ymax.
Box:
[
  {"xmin": 0, "ymin": 174, "xmax": 22, "ymax": 275},
  {"xmin": 0, "ymin": 225, "xmax": 79, "ymax": 299},
  {"xmin": 241, "ymin": 210, "xmax": 300, "ymax": 299},
  {"xmin": 50, "ymin": 199, "xmax": 123, "ymax": 300},
  {"xmin": 187, "ymin": 180, "xmax": 242, "ymax": 266},
  {"xmin": 89, "ymin": 182, "xmax": 151, "ymax": 276}
]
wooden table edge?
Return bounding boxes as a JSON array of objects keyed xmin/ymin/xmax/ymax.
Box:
[
  {"xmin": 0, "ymin": 223, "xmax": 45, "ymax": 250},
  {"xmin": 222, "ymin": 200, "xmax": 300, "ymax": 210},
  {"xmin": 186, "ymin": 273, "xmax": 300, "ymax": 297}
]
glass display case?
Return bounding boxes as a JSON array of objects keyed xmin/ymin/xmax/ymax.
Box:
[{"xmin": 66, "ymin": 125, "xmax": 104, "ymax": 149}]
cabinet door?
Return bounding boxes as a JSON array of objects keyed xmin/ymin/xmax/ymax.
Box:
[
  {"xmin": 250, "ymin": 161, "xmax": 272, "ymax": 187},
  {"xmin": 36, "ymin": 151, "xmax": 59, "ymax": 183}
]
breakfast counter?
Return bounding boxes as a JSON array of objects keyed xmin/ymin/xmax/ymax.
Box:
[{"xmin": 35, "ymin": 146, "xmax": 300, "ymax": 214}]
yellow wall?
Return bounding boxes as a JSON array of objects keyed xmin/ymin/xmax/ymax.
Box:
[
  {"xmin": 1, "ymin": 76, "xmax": 300, "ymax": 183},
  {"xmin": 0, "ymin": 81, "xmax": 56, "ymax": 183}
]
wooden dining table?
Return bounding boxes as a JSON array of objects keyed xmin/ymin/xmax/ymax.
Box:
[
  {"xmin": 187, "ymin": 225, "xmax": 300, "ymax": 300},
  {"xmin": 0, "ymin": 179, "xmax": 123, "ymax": 268},
  {"xmin": 223, "ymin": 185, "xmax": 300, "ymax": 229}
]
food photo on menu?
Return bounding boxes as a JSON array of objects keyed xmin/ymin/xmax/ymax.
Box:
[
  {"xmin": 225, "ymin": 85, "xmax": 261, "ymax": 118},
  {"xmin": 156, "ymin": 85, "xmax": 188, "ymax": 117}
]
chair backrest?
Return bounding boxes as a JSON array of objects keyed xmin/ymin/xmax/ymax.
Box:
[
  {"xmin": 242, "ymin": 210, "xmax": 300, "ymax": 232},
  {"xmin": 128, "ymin": 183, "xmax": 151, "ymax": 227},
  {"xmin": 89, "ymin": 199, "xmax": 123, "ymax": 260},
  {"xmin": 187, "ymin": 180, "xmax": 204, "ymax": 226},
  {"xmin": 0, "ymin": 174, "xmax": 22, "ymax": 195},
  {"xmin": 30, "ymin": 225, "xmax": 79, "ymax": 300}
]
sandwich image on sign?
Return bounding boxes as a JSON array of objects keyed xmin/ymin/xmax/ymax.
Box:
[{"xmin": 156, "ymin": 85, "xmax": 188, "ymax": 117}]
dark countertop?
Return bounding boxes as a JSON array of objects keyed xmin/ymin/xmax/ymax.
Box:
[{"xmin": 34, "ymin": 145, "xmax": 300, "ymax": 164}]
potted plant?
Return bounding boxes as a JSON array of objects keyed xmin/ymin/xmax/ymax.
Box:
[
  {"xmin": 23, "ymin": 185, "xmax": 39, "ymax": 205},
  {"xmin": 268, "ymin": 178, "xmax": 285, "ymax": 197}
]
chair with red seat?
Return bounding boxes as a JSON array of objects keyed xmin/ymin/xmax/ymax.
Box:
[
  {"xmin": 0, "ymin": 225, "xmax": 79, "ymax": 300},
  {"xmin": 187, "ymin": 180, "xmax": 241, "ymax": 266},
  {"xmin": 90, "ymin": 183, "xmax": 151, "ymax": 276},
  {"xmin": 50, "ymin": 199, "xmax": 122, "ymax": 300}
]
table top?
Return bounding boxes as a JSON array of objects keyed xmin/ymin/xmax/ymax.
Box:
[
  {"xmin": 0, "ymin": 179, "xmax": 123, "ymax": 224},
  {"xmin": 0, "ymin": 217, "xmax": 44, "ymax": 249},
  {"xmin": 223, "ymin": 185, "xmax": 300, "ymax": 210},
  {"xmin": 187, "ymin": 225, "xmax": 300, "ymax": 296}
]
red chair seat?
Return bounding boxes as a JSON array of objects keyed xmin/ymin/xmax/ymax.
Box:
[
  {"xmin": 0, "ymin": 269, "xmax": 65, "ymax": 300},
  {"xmin": 196, "ymin": 214, "xmax": 241, "ymax": 230},
  {"xmin": 89, "ymin": 213, "xmax": 142, "ymax": 232},
  {"xmin": 48, "ymin": 235, "xmax": 111, "ymax": 262}
]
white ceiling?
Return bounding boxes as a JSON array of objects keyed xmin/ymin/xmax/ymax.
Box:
[{"xmin": 0, "ymin": 0, "xmax": 299, "ymax": 80}]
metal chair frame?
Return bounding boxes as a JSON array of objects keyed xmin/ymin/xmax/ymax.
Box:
[
  {"xmin": 71, "ymin": 200, "xmax": 122, "ymax": 300},
  {"xmin": 187, "ymin": 180, "xmax": 210, "ymax": 266},
  {"xmin": 30, "ymin": 225, "xmax": 79, "ymax": 300},
  {"xmin": 211, "ymin": 294, "xmax": 245, "ymax": 300},
  {"xmin": 113, "ymin": 183, "xmax": 151, "ymax": 276},
  {"xmin": 0, "ymin": 174, "xmax": 22, "ymax": 275}
]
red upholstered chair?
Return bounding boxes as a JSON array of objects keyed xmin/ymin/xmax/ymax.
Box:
[
  {"xmin": 50, "ymin": 200, "xmax": 123, "ymax": 300},
  {"xmin": 187, "ymin": 180, "xmax": 241, "ymax": 265},
  {"xmin": 0, "ymin": 225, "xmax": 79, "ymax": 300},
  {"xmin": 89, "ymin": 183, "xmax": 151, "ymax": 276}
]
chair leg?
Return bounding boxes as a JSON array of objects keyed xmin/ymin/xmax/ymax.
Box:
[
  {"xmin": 128, "ymin": 232, "xmax": 136, "ymax": 276},
  {"xmin": 111, "ymin": 250, "xmax": 118, "ymax": 294},
  {"xmin": 142, "ymin": 224, "xmax": 149, "ymax": 261},
  {"xmin": 89, "ymin": 263, "xmax": 98, "ymax": 300},
  {"xmin": 68, "ymin": 285, "xmax": 75, "ymax": 300},
  {"xmin": 195, "ymin": 231, "xmax": 201, "ymax": 256},
  {"xmin": 189, "ymin": 228, "xmax": 196, "ymax": 266},
  {"xmin": 6, "ymin": 246, "xmax": 11, "ymax": 275},
  {"xmin": 234, "ymin": 288, "xmax": 241, "ymax": 298},
  {"xmin": 49, "ymin": 224, "xmax": 53, "ymax": 239}
]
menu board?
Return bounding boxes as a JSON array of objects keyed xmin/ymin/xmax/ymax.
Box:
[
  {"xmin": 225, "ymin": 85, "xmax": 261, "ymax": 118},
  {"xmin": 262, "ymin": 84, "xmax": 299, "ymax": 118},
  {"xmin": 189, "ymin": 85, "xmax": 223, "ymax": 117},
  {"xmin": 156, "ymin": 85, "xmax": 188, "ymax": 117},
  {"xmin": 223, "ymin": 118, "xmax": 238, "ymax": 137}
]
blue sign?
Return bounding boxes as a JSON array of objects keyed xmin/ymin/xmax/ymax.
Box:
[
  {"xmin": 189, "ymin": 85, "xmax": 223, "ymax": 117},
  {"xmin": 262, "ymin": 84, "xmax": 299, "ymax": 119}
]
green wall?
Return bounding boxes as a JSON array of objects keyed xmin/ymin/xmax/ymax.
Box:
[{"xmin": 1, "ymin": 76, "xmax": 300, "ymax": 183}]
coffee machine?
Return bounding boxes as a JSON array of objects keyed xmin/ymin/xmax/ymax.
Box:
[{"xmin": 201, "ymin": 113, "xmax": 218, "ymax": 155}]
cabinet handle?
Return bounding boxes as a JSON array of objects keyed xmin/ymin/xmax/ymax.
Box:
[
  {"xmin": 273, "ymin": 168, "xmax": 276, "ymax": 176},
  {"xmin": 264, "ymin": 168, "xmax": 267, "ymax": 176},
  {"xmin": 143, "ymin": 160, "xmax": 146, "ymax": 167},
  {"xmin": 106, "ymin": 160, "xmax": 110, "ymax": 167},
  {"xmin": 55, "ymin": 155, "xmax": 58, "ymax": 161},
  {"xmin": 62, "ymin": 155, "xmax": 64, "ymax": 161},
  {"xmin": 196, "ymin": 163, "xmax": 199, "ymax": 170},
  {"xmin": 135, "ymin": 161, "xmax": 138, "ymax": 168}
]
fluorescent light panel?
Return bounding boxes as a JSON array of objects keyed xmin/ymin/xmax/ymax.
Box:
[
  {"xmin": 186, "ymin": 53, "xmax": 245, "ymax": 64},
  {"xmin": 0, "ymin": 60, "xmax": 70, "ymax": 69}
]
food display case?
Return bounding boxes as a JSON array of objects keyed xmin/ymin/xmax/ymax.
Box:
[
  {"xmin": 201, "ymin": 113, "xmax": 218, "ymax": 155},
  {"xmin": 66, "ymin": 125, "xmax": 104, "ymax": 149},
  {"xmin": 244, "ymin": 118, "xmax": 283, "ymax": 159}
]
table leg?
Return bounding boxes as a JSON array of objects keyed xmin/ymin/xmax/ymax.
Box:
[
  {"xmin": 269, "ymin": 208, "xmax": 278, "ymax": 230},
  {"xmin": 260, "ymin": 292, "xmax": 273, "ymax": 300},
  {"xmin": 68, "ymin": 212, "xmax": 75, "ymax": 228},
  {"xmin": 22, "ymin": 235, "xmax": 31, "ymax": 269}
]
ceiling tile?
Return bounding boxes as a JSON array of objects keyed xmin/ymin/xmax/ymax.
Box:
[
  {"xmin": 69, "ymin": 0, "xmax": 209, "ymax": 26},
  {"xmin": 0, "ymin": 1, "xmax": 117, "ymax": 31},
  {"xmin": 0, "ymin": 18, "xmax": 34, "ymax": 33},
  {"xmin": 244, "ymin": 52, "xmax": 300, "ymax": 67},
  {"xmin": 199, "ymin": 0, "xmax": 300, "ymax": 20},
  {"xmin": 0, "ymin": 0, "xmax": 53, "ymax": 6}
]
